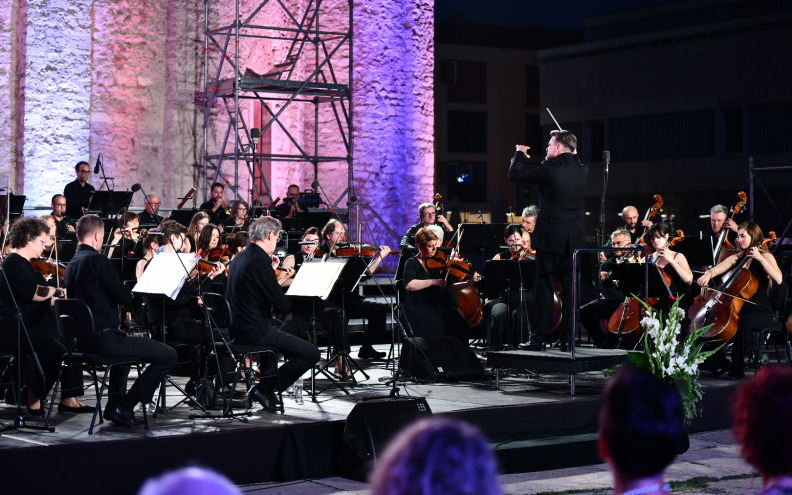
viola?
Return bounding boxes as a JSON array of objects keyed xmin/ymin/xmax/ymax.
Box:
[{"xmin": 206, "ymin": 247, "xmax": 231, "ymax": 262}]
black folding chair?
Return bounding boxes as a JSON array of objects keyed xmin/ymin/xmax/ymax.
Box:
[
  {"xmin": 44, "ymin": 299, "xmax": 149, "ymax": 434},
  {"xmin": 202, "ymin": 292, "xmax": 283, "ymax": 415},
  {"xmin": 751, "ymin": 281, "xmax": 792, "ymax": 371}
]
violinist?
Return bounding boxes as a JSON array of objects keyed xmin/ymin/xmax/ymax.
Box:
[
  {"xmin": 696, "ymin": 222, "xmax": 783, "ymax": 379},
  {"xmin": 402, "ymin": 227, "xmax": 481, "ymax": 342},
  {"xmin": 0, "ymin": 216, "xmax": 92, "ymax": 416},
  {"xmin": 41, "ymin": 215, "xmax": 58, "ymax": 256},
  {"xmin": 580, "ymin": 229, "xmax": 632, "ymax": 349},
  {"xmin": 225, "ymin": 231, "xmax": 249, "ymax": 259},
  {"xmin": 223, "ymin": 199, "xmax": 250, "ymax": 233},
  {"xmin": 320, "ymin": 219, "xmax": 390, "ymax": 361},
  {"xmin": 50, "ymin": 194, "xmax": 76, "ymax": 238},
  {"xmin": 186, "ymin": 211, "xmax": 210, "ymax": 253},
  {"xmin": 138, "ymin": 193, "xmax": 164, "ymax": 226},
  {"xmin": 399, "ymin": 203, "xmax": 454, "ymax": 251},
  {"xmin": 646, "ymin": 222, "xmax": 693, "ymax": 314},
  {"xmin": 135, "ymin": 230, "xmax": 161, "ymax": 281},
  {"xmin": 106, "ymin": 211, "xmax": 143, "ymax": 260},
  {"xmin": 279, "ymin": 227, "xmax": 319, "ymax": 288},
  {"xmin": 484, "ymin": 224, "xmax": 534, "ymax": 350}
]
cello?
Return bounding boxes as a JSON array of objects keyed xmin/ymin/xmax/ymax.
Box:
[
  {"xmin": 635, "ymin": 194, "xmax": 664, "ymax": 252},
  {"xmin": 690, "ymin": 233, "xmax": 775, "ymax": 343},
  {"xmin": 606, "ymin": 230, "xmax": 684, "ymax": 339},
  {"xmin": 425, "ymin": 230, "xmax": 483, "ymax": 328}
]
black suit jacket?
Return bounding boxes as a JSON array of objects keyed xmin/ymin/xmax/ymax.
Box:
[{"xmin": 508, "ymin": 151, "xmax": 588, "ymax": 255}]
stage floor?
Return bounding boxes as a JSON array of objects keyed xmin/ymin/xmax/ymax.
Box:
[{"xmin": 0, "ymin": 343, "xmax": 741, "ymax": 495}]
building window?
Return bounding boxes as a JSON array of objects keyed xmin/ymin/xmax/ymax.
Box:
[
  {"xmin": 445, "ymin": 60, "xmax": 487, "ymax": 104},
  {"xmin": 448, "ymin": 110, "xmax": 487, "ymax": 153},
  {"xmin": 442, "ymin": 161, "xmax": 487, "ymax": 203}
]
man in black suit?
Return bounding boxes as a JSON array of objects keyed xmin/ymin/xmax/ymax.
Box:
[
  {"xmin": 508, "ymin": 130, "xmax": 588, "ymax": 351},
  {"xmin": 63, "ymin": 161, "xmax": 95, "ymax": 219}
]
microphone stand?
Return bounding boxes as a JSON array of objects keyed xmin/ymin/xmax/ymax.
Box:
[
  {"xmin": 596, "ymin": 151, "xmax": 611, "ymax": 301},
  {"xmin": 0, "ymin": 262, "xmax": 55, "ymax": 433}
]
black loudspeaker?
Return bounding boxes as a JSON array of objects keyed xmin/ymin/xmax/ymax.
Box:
[
  {"xmin": 342, "ymin": 397, "xmax": 433, "ymax": 480},
  {"xmin": 515, "ymin": 182, "xmax": 539, "ymax": 213},
  {"xmin": 399, "ymin": 336, "xmax": 485, "ymax": 382}
]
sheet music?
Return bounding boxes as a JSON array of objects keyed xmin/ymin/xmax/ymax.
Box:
[
  {"xmin": 132, "ymin": 252, "xmax": 198, "ymax": 299},
  {"xmin": 286, "ymin": 259, "xmax": 346, "ymax": 300}
]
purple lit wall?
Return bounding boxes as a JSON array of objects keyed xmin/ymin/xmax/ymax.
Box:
[{"xmin": 1, "ymin": 0, "xmax": 434, "ymax": 258}]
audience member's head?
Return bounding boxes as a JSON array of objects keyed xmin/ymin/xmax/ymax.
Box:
[
  {"xmin": 598, "ymin": 366, "xmax": 684, "ymax": 492},
  {"xmin": 732, "ymin": 366, "xmax": 792, "ymax": 485},
  {"xmin": 138, "ymin": 466, "xmax": 240, "ymax": 495},
  {"xmin": 369, "ymin": 417, "xmax": 502, "ymax": 495}
]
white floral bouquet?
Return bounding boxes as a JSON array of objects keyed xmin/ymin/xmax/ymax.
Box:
[{"xmin": 627, "ymin": 296, "xmax": 725, "ymax": 425}]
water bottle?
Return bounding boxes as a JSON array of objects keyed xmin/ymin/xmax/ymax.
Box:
[{"xmin": 293, "ymin": 376, "xmax": 304, "ymax": 404}]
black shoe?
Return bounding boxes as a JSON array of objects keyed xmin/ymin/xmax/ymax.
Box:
[
  {"xmin": 558, "ymin": 342, "xmax": 570, "ymax": 352},
  {"xmin": 58, "ymin": 403, "xmax": 94, "ymax": 414},
  {"xmin": 26, "ymin": 404, "xmax": 45, "ymax": 417},
  {"xmin": 518, "ymin": 340, "xmax": 546, "ymax": 351},
  {"xmin": 358, "ymin": 344, "xmax": 386, "ymax": 360},
  {"xmin": 108, "ymin": 405, "xmax": 138, "ymax": 427},
  {"xmin": 249, "ymin": 383, "xmax": 278, "ymax": 412}
]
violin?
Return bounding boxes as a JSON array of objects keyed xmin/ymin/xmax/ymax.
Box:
[
  {"xmin": 316, "ymin": 244, "xmax": 401, "ymax": 258},
  {"xmin": 195, "ymin": 258, "xmax": 228, "ymax": 275},
  {"xmin": 206, "ymin": 247, "xmax": 232, "ymax": 263},
  {"xmin": 31, "ymin": 257, "xmax": 67, "ymax": 283}
]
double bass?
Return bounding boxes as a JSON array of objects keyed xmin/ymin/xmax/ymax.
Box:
[
  {"xmin": 713, "ymin": 191, "xmax": 747, "ymax": 265},
  {"xmin": 635, "ymin": 194, "xmax": 664, "ymax": 251},
  {"xmin": 690, "ymin": 233, "xmax": 775, "ymax": 343}
]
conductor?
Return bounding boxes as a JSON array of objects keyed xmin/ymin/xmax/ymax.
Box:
[{"xmin": 508, "ymin": 130, "xmax": 588, "ymax": 351}]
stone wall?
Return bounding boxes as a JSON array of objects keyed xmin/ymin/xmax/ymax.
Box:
[{"xmin": 1, "ymin": 0, "xmax": 434, "ymax": 252}]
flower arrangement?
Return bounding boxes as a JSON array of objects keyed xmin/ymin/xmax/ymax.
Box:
[{"xmin": 626, "ymin": 296, "xmax": 725, "ymax": 425}]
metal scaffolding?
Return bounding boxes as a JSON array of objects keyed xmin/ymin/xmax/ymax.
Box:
[{"xmin": 202, "ymin": 0, "xmax": 353, "ymax": 210}]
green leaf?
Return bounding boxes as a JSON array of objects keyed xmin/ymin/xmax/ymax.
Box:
[{"xmin": 627, "ymin": 351, "xmax": 651, "ymax": 368}]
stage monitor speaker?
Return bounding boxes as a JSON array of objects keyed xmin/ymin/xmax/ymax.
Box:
[
  {"xmin": 399, "ymin": 336, "xmax": 485, "ymax": 382},
  {"xmin": 342, "ymin": 397, "xmax": 433, "ymax": 480}
]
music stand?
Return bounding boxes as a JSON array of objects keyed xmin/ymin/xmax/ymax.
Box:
[
  {"xmin": 132, "ymin": 252, "xmax": 204, "ymax": 412},
  {"xmin": 287, "ymin": 259, "xmax": 347, "ymax": 399},
  {"xmin": 483, "ymin": 259, "xmax": 536, "ymax": 349},
  {"xmin": 458, "ymin": 223, "xmax": 507, "ymax": 255},
  {"xmin": 89, "ymin": 191, "xmax": 133, "ymax": 217},
  {"xmin": 674, "ymin": 236, "xmax": 715, "ymax": 267},
  {"xmin": 169, "ymin": 208, "xmax": 198, "ymax": 227},
  {"xmin": 298, "ymin": 209, "xmax": 332, "ymax": 230},
  {"xmin": 609, "ymin": 262, "xmax": 672, "ymax": 300}
]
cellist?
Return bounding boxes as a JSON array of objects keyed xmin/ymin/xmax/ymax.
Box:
[{"xmin": 696, "ymin": 222, "xmax": 783, "ymax": 379}]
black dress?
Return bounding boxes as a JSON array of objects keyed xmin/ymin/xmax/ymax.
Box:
[{"xmin": 402, "ymin": 257, "xmax": 468, "ymax": 341}]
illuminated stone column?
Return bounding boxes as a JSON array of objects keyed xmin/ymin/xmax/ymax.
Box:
[
  {"xmin": 0, "ymin": 0, "xmax": 21, "ymax": 187},
  {"xmin": 20, "ymin": 0, "xmax": 93, "ymax": 204}
]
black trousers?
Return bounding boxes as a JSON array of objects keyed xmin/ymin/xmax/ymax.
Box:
[
  {"xmin": 730, "ymin": 310, "xmax": 776, "ymax": 376},
  {"xmin": 579, "ymin": 298, "xmax": 621, "ymax": 348},
  {"xmin": 534, "ymin": 248, "xmax": 574, "ymax": 344},
  {"xmin": 78, "ymin": 329, "xmax": 178, "ymax": 410},
  {"xmin": 325, "ymin": 294, "xmax": 389, "ymax": 351},
  {"xmin": 0, "ymin": 328, "xmax": 83, "ymax": 402},
  {"xmin": 483, "ymin": 295, "xmax": 532, "ymax": 350},
  {"xmin": 241, "ymin": 326, "xmax": 320, "ymax": 393}
]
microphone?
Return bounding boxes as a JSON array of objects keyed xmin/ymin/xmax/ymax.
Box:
[
  {"xmin": 131, "ymin": 183, "xmax": 141, "ymax": 192},
  {"xmin": 298, "ymin": 240, "xmax": 318, "ymax": 245},
  {"xmin": 93, "ymin": 154, "xmax": 102, "ymax": 174},
  {"xmin": 250, "ymin": 128, "xmax": 260, "ymax": 144},
  {"xmin": 311, "ymin": 180, "xmax": 320, "ymax": 190}
]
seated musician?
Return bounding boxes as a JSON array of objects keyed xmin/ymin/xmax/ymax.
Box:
[
  {"xmin": 226, "ymin": 231, "xmax": 249, "ymax": 260},
  {"xmin": 580, "ymin": 228, "xmax": 633, "ymax": 349},
  {"xmin": 319, "ymin": 219, "xmax": 391, "ymax": 362},
  {"xmin": 275, "ymin": 184, "xmax": 304, "ymax": 220},
  {"xmin": 138, "ymin": 193, "xmax": 165, "ymax": 226},
  {"xmin": 226, "ymin": 216, "xmax": 320, "ymax": 411},
  {"xmin": 0, "ymin": 217, "xmax": 92, "ymax": 416},
  {"xmin": 484, "ymin": 224, "xmax": 533, "ymax": 350},
  {"xmin": 279, "ymin": 227, "xmax": 320, "ymax": 288},
  {"xmin": 136, "ymin": 230, "xmax": 161, "ymax": 281},
  {"xmin": 709, "ymin": 204, "xmax": 738, "ymax": 238},
  {"xmin": 106, "ymin": 211, "xmax": 143, "ymax": 260},
  {"xmin": 224, "ymin": 200, "xmax": 250, "ymax": 233},
  {"xmin": 142, "ymin": 220, "xmax": 227, "ymax": 394},
  {"xmin": 402, "ymin": 227, "xmax": 481, "ymax": 343},
  {"xmin": 399, "ymin": 203, "xmax": 454, "ymax": 251},
  {"xmin": 41, "ymin": 215, "xmax": 58, "ymax": 259},
  {"xmin": 198, "ymin": 182, "xmax": 229, "ymax": 227},
  {"xmin": 186, "ymin": 211, "xmax": 210, "ymax": 253},
  {"xmin": 50, "ymin": 194, "xmax": 76, "ymax": 238},
  {"xmin": 520, "ymin": 204, "xmax": 538, "ymax": 252},
  {"xmin": 696, "ymin": 221, "xmax": 783, "ymax": 379},
  {"xmin": 65, "ymin": 214, "xmax": 177, "ymax": 427},
  {"xmin": 646, "ymin": 222, "xmax": 693, "ymax": 315}
]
